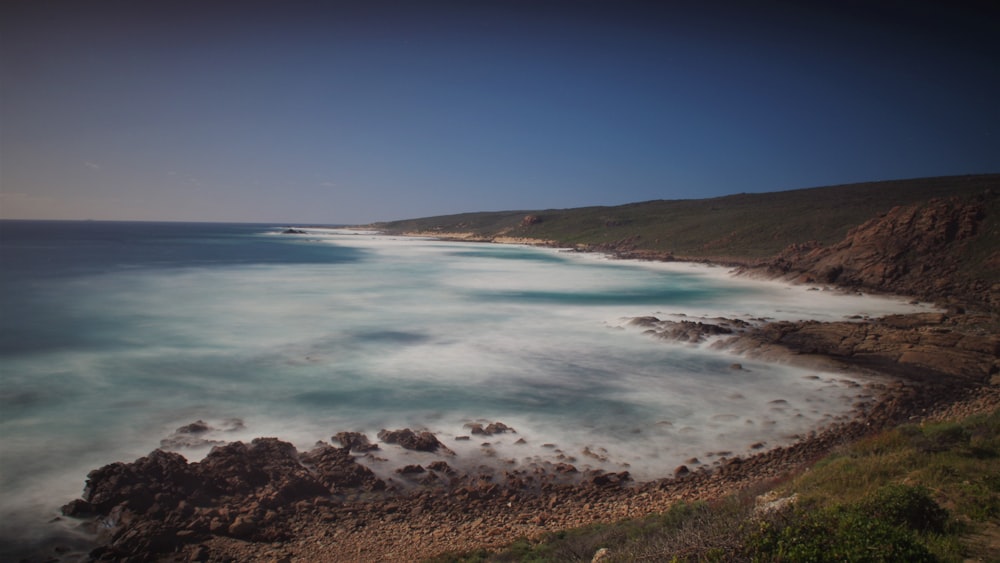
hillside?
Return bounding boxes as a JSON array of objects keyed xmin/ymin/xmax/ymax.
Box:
[{"xmin": 373, "ymin": 174, "xmax": 1000, "ymax": 310}]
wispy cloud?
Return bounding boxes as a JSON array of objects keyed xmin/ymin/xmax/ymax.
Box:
[
  {"xmin": 84, "ymin": 161, "xmax": 101, "ymax": 170},
  {"xmin": 318, "ymin": 181, "xmax": 337, "ymax": 188}
]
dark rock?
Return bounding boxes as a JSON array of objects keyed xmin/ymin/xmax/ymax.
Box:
[
  {"xmin": 301, "ymin": 443, "xmax": 385, "ymax": 492},
  {"xmin": 175, "ymin": 420, "xmax": 211, "ymax": 434},
  {"xmin": 465, "ymin": 421, "xmax": 516, "ymax": 436},
  {"xmin": 377, "ymin": 428, "xmax": 453, "ymax": 453},
  {"xmin": 485, "ymin": 422, "xmax": 514, "ymax": 435},
  {"xmin": 82, "ymin": 449, "xmax": 198, "ymax": 513},
  {"xmin": 628, "ymin": 316, "xmax": 661, "ymax": 327},
  {"xmin": 227, "ymin": 516, "xmax": 257, "ymax": 538},
  {"xmin": 61, "ymin": 499, "xmax": 96, "ymax": 517},
  {"xmin": 332, "ymin": 431, "xmax": 379, "ymax": 452},
  {"xmin": 588, "ymin": 471, "xmax": 631, "ymax": 487},
  {"xmin": 427, "ymin": 461, "xmax": 455, "ymax": 474},
  {"xmin": 196, "ymin": 439, "xmax": 327, "ymax": 502}
]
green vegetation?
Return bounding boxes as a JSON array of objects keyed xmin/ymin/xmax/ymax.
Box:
[
  {"xmin": 425, "ymin": 407, "xmax": 1000, "ymax": 562},
  {"xmin": 374, "ymin": 174, "xmax": 998, "ymax": 260}
]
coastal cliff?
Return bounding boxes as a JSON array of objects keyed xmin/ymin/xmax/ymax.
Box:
[{"xmin": 758, "ymin": 194, "xmax": 998, "ymax": 311}]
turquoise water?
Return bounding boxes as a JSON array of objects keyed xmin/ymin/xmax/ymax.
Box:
[{"xmin": 0, "ymin": 221, "xmax": 927, "ymax": 553}]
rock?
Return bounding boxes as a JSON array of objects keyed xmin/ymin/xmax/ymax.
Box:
[
  {"xmin": 188, "ymin": 544, "xmax": 210, "ymax": 561},
  {"xmin": 176, "ymin": 420, "xmax": 211, "ymax": 434},
  {"xmin": 61, "ymin": 499, "xmax": 95, "ymax": 517},
  {"xmin": 648, "ymin": 320, "xmax": 734, "ymax": 343},
  {"xmin": 197, "ymin": 439, "xmax": 328, "ymax": 502},
  {"xmin": 332, "ymin": 431, "xmax": 379, "ymax": 452},
  {"xmin": 427, "ymin": 461, "xmax": 456, "ymax": 475},
  {"xmin": 301, "ymin": 443, "xmax": 385, "ymax": 492},
  {"xmin": 464, "ymin": 421, "xmax": 515, "ymax": 436},
  {"xmin": 81, "ymin": 449, "xmax": 198, "ymax": 513},
  {"xmin": 588, "ymin": 471, "xmax": 630, "ymax": 487},
  {"xmin": 673, "ymin": 465, "xmax": 690, "ymax": 477},
  {"xmin": 396, "ymin": 464, "xmax": 426, "ymax": 475},
  {"xmin": 628, "ymin": 316, "xmax": 661, "ymax": 327},
  {"xmin": 377, "ymin": 428, "xmax": 453, "ymax": 453},
  {"xmin": 227, "ymin": 516, "xmax": 257, "ymax": 538},
  {"xmin": 762, "ymin": 195, "xmax": 993, "ymax": 308},
  {"xmin": 485, "ymin": 422, "xmax": 514, "ymax": 434}
]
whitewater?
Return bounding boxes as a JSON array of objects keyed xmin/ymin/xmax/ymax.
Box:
[{"xmin": 0, "ymin": 221, "xmax": 932, "ymax": 553}]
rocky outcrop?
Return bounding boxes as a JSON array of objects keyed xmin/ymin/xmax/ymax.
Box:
[
  {"xmin": 63, "ymin": 438, "xmax": 388, "ymax": 559},
  {"xmin": 723, "ymin": 312, "xmax": 1000, "ymax": 384},
  {"xmin": 464, "ymin": 421, "xmax": 516, "ymax": 436},
  {"xmin": 332, "ymin": 431, "xmax": 379, "ymax": 452},
  {"xmin": 760, "ymin": 194, "xmax": 998, "ymax": 310},
  {"xmin": 377, "ymin": 428, "xmax": 454, "ymax": 453},
  {"xmin": 628, "ymin": 316, "xmax": 752, "ymax": 343}
]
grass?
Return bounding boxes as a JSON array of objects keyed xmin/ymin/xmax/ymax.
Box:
[{"xmin": 424, "ymin": 407, "xmax": 1000, "ymax": 562}]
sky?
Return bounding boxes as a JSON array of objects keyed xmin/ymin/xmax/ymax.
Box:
[{"xmin": 2, "ymin": 0, "xmax": 998, "ymax": 224}]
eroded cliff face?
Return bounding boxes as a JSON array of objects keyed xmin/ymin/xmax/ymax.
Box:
[{"xmin": 763, "ymin": 193, "xmax": 998, "ymax": 310}]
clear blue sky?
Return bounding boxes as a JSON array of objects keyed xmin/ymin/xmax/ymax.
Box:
[{"xmin": 2, "ymin": 0, "xmax": 998, "ymax": 224}]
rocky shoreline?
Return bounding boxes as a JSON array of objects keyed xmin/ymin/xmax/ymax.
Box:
[
  {"xmin": 49, "ymin": 194, "xmax": 1000, "ymax": 561},
  {"xmin": 47, "ymin": 305, "xmax": 998, "ymax": 562}
]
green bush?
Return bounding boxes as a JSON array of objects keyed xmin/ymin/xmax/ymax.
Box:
[
  {"xmin": 899, "ymin": 422, "xmax": 967, "ymax": 454},
  {"xmin": 744, "ymin": 485, "xmax": 950, "ymax": 562},
  {"xmin": 745, "ymin": 506, "xmax": 938, "ymax": 562},
  {"xmin": 859, "ymin": 484, "xmax": 948, "ymax": 533}
]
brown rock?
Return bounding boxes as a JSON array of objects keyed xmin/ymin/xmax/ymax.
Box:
[
  {"xmin": 228, "ymin": 516, "xmax": 257, "ymax": 538},
  {"xmin": 378, "ymin": 428, "xmax": 453, "ymax": 453},
  {"xmin": 332, "ymin": 431, "xmax": 379, "ymax": 452}
]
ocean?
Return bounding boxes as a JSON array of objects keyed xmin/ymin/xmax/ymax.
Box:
[{"xmin": 0, "ymin": 220, "xmax": 930, "ymax": 555}]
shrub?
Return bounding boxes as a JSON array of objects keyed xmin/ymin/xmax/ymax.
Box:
[
  {"xmin": 744, "ymin": 506, "xmax": 938, "ymax": 562},
  {"xmin": 908, "ymin": 422, "xmax": 971, "ymax": 453},
  {"xmin": 859, "ymin": 484, "xmax": 948, "ymax": 533}
]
